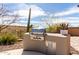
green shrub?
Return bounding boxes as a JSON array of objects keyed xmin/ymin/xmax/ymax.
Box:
[
  {"xmin": 15, "ymin": 30, "xmax": 25, "ymax": 39},
  {"xmin": 46, "ymin": 23, "xmax": 68, "ymax": 33},
  {"xmin": 46, "ymin": 24, "xmax": 61, "ymax": 33},
  {"xmin": 46, "ymin": 25, "xmax": 57, "ymax": 33},
  {"xmin": 0, "ymin": 33, "xmax": 18, "ymax": 45}
]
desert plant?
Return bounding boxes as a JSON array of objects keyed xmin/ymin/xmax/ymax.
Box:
[
  {"xmin": 27, "ymin": 8, "xmax": 31, "ymax": 32},
  {"xmin": 46, "ymin": 23, "xmax": 69, "ymax": 33},
  {"xmin": 59, "ymin": 23, "xmax": 69, "ymax": 30},
  {"xmin": 0, "ymin": 33, "xmax": 18, "ymax": 45},
  {"xmin": 46, "ymin": 24, "xmax": 61, "ymax": 33}
]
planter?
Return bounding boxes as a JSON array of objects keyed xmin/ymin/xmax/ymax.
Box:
[{"xmin": 60, "ymin": 30, "xmax": 68, "ymax": 35}]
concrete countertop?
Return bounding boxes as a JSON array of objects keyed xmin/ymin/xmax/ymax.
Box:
[{"xmin": 25, "ymin": 33, "xmax": 69, "ymax": 38}]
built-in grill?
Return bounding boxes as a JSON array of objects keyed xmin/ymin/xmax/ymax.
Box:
[{"xmin": 30, "ymin": 28, "xmax": 46, "ymax": 40}]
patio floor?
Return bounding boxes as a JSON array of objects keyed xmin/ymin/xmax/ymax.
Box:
[
  {"xmin": 0, "ymin": 49, "xmax": 45, "ymax": 55},
  {"xmin": 70, "ymin": 36, "xmax": 79, "ymax": 55}
]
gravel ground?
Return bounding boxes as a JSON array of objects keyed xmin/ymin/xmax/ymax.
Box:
[{"xmin": 0, "ymin": 41, "xmax": 23, "ymax": 52}]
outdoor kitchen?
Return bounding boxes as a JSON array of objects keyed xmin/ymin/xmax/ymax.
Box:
[{"xmin": 23, "ymin": 28, "xmax": 70, "ymax": 55}]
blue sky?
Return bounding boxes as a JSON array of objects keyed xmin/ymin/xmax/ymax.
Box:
[{"xmin": 1, "ymin": 3, "xmax": 79, "ymax": 27}]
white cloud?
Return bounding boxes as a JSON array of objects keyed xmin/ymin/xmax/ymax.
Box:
[
  {"xmin": 0, "ymin": 16, "xmax": 16, "ymax": 20},
  {"xmin": 0, "ymin": 4, "xmax": 47, "ymax": 26},
  {"xmin": 42, "ymin": 16, "xmax": 79, "ymax": 25},
  {"xmin": 0, "ymin": 16, "xmax": 17, "ymax": 24},
  {"xmin": 54, "ymin": 5, "xmax": 79, "ymax": 17},
  {"xmin": 64, "ymin": 17, "xmax": 79, "ymax": 20},
  {"xmin": 13, "ymin": 4, "xmax": 47, "ymax": 18},
  {"xmin": 53, "ymin": 17, "xmax": 79, "ymax": 24}
]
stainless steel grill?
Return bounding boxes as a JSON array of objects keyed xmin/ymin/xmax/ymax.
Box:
[{"xmin": 30, "ymin": 28, "xmax": 46, "ymax": 40}]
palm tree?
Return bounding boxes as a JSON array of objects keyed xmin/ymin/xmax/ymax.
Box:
[{"xmin": 27, "ymin": 8, "xmax": 31, "ymax": 32}]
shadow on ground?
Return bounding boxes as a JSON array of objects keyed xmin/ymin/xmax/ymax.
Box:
[
  {"xmin": 22, "ymin": 46, "xmax": 79, "ymax": 55},
  {"xmin": 22, "ymin": 51, "xmax": 45, "ymax": 55}
]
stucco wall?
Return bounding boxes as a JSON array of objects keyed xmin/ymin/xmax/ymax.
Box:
[{"xmin": 68, "ymin": 27, "xmax": 79, "ymax": 36}]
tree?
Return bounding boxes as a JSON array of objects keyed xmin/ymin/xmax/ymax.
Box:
[{"xmin": 0, "ymin": 4, "xmax": 19, "ymax": 32}]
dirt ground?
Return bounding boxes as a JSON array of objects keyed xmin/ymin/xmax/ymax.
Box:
[{"xmin": 0, "ymin": 41, "xmax": 23, "ymax": 52}]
